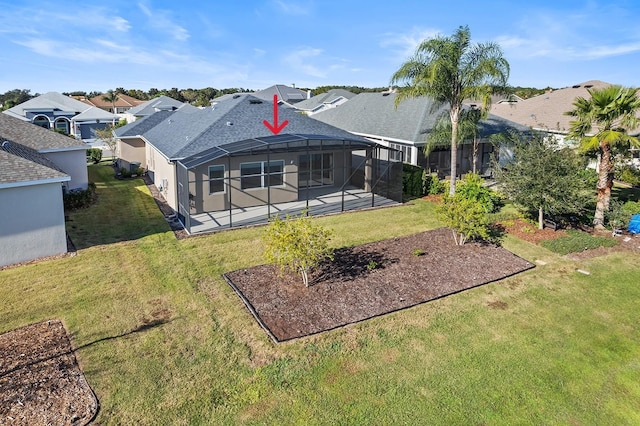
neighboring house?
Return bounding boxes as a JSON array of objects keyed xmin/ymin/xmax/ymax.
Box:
[
  {"xmin": 293, "ymin": 89, "xmax": 356, "ymax": 115},
  {"xmin": 122, "ymin": 96, "xmax": 187, "ymax": 123},
  {"xmin": 489, "ymin": 80, "xmax": 614, "ymax": 143},
  {"xmin": 0, "ymin": 114, "xmax": 90, "ymax": 267},
  {"xmin": 115, "ymin": 94, "xmax": 401, "ymax": 234},
  {"xmin": 80, "ymin": 93, "xmax": 146, "ymax": 114},
  {"xmin": 3, "ymin": 92, "xmax": 118, "ymax": 140},
  {"xmin": 0, "ymin": 113, "xmax": 89, "ymax": 190},
  {"xmin": 253, "ymin": 84, "xmax": 311, "ymax": 104},
  {"xmin": 312, "ymin": 92, "xmax": 527, "ymax": 177}
]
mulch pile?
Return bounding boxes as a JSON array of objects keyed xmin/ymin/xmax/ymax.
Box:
[
  {"xmin": 225, "ymin": 228, "xmax": 535, "ymax": 342},
  {"xmin": 0, "ymin": 320, "xmax": 97, "ymax": 425}
]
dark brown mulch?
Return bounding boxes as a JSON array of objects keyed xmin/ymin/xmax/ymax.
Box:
[
  {"xmin": 0, "ymin": 320, "xmax": 98, "ymax": 425},
  {"xmin": 225, "ymin": 228, "xmax": 535, "ymax": 342}
]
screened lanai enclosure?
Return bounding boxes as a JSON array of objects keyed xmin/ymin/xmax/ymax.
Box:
[{"xmin": 176, "ymin": 134, "xmax": 403, "ymax": 234}]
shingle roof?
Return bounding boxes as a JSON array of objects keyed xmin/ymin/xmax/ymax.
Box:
[
  {"xmin": 118, "ymin": 94, "xmax": 371, "ymax": 160},
  {"xmin": 253, "ymin": 85, "xmax": 309, "ymax": 104},
  {"xmin": 126, "ymin": 96, "xmax": 187, "ymax": 117},
  {"xmin": 0, "ymin": 113, "xmax": 85, "ymax": 151},
  {"xmin": 312, "ymin": 92, "xmax": 529, "ymax": 144},
  {"xmin": 0, "ymin": 141, "xmax": 69, "ymax": 185},
  {"xmin": 72, "ymin": 106, "xmax": 118, "ymax": 121},
  {"xmin": 489, "ymin": 80, "xmax": 640, "ymax": 134},
  {"xmin": 3, "ymin": 92, "xmax": 92, "ymax": 119},
  {"xmin": 294, "ymin": 89, "xmax": 356, "ymax": 111}
]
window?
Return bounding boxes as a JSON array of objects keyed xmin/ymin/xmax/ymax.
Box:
[
  {"xmin": 208, "ymin": 165, "xmax": 225, "ymax": 194},
  {"xmin": 299, "ymin": 153, "xmax": 333, "ymax": 187},
  {"xmin": 390, "ymin": 143, "xmax": 412, "ymax": 163},
  {"xmin": 240, "ymin": 160, "xmax": 284, "ymax": 189}
]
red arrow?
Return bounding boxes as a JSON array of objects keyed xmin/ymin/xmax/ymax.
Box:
[{"xmin": 263, "ymin": 94, "xmax": 289, "ymax": 134}]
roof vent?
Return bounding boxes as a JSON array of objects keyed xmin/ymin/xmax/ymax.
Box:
[
  {"xmin": 249, "ymin": 99, "xmax": 263, "ymax": 104},
  {"xmin": 584, "ymin": 84, "xmax": 593, "ymax": 88},
  {"xmin": 233, "ymin": 94, "xmax": 241, "ymax": 99},
  {"xmin": 572, "ymin": 84, "xmax": 581, "ymax": 88},
  {"xmin": 1, "ymin": 140, "xmax": 9, "ymax": 149},
  {"xmin": 382, "ymin": 92, "xmax": 390, "ymax": 96},
  {"xmin": 226, "ymin": 121, "xmax": 233, "ymax": 126}
]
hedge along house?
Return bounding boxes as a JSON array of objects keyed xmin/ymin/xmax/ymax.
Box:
[{"xmin": 115, "ymin": 94, "xmax": 402, "ymax": 234}]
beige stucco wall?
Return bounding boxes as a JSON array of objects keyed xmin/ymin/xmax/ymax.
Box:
[
  {"xmin": 43, "ymin": 149, "xmax": 89, "ymax": 190},
  {"xmin": 118, "ymin": 137, "xmax": 147, "ymax": 169},
  {"xmin": 188, "ymin": 150, "xmax": 350, "ymax": 214},
  {"xmin": 147, "ymin": 145, "xmax": 178, "ymax": 210},
  {"xmin": 0, "ymin": 183, "xmax": 67, "ymax": 267}
]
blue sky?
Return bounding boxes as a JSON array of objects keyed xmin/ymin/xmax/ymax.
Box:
[{"xmin": 1, "ymin": 0, "xmax": 639, "ymax": 94}]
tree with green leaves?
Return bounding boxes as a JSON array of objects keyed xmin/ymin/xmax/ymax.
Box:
[
  {"xmin": 390, "ymin": 25, "xmax": 509, "ymax": 195},
  {"xmin": 95, "ymin": 125, "xmax": 118, "ymax": 160},
  {"xmin": 492, "ymin": 131, "xmax": 593, "ymax": 229},
  {"xmin": 263, "ymin": 212, "xmax": 334, "ymax": 287},
  {"xmin": 101, "ymin": 89, "xmax": 118, "ymax": 114},
  {"xmin": 565, "ymin": 85, "xmax": 640, "ymax": 229},
  {"xmin": 436, "ymin": 195, "xmax": 490, "ymax": 245}
]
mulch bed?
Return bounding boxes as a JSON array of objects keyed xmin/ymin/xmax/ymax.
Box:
[
  {"xmin": 225, "ymin": 228, "xmax": 535, "ymax": 342},
  {"xmin": 0, "ymin": 320, "xmax": 98, "ymax": 426}
]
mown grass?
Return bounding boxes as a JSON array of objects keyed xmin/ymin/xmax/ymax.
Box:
[{"xmin": 1, "ymin": 163, "xmax": 639, "ymax": 424}]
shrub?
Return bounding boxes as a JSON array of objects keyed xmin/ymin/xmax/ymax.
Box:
[
  {"xmin": 455, "ymin": 173, "xmax": 503, "ymax": 213},
  {"xmin": 263, "ymin": 211, "xmax": 334, "ymax": 287},
  {"xmin": 426, "ymin": 174, "xmax": 445, "ymax": 195},
  {"xmin": 64, "ymin": 183, "xmax": 96, "ymax": 210},
  {"xmin": 402, "ymin": 164, "xmax": 425, "ymax": 199},
  {"xmin": 608, "ymin": 199, "xmax": 640, "ymax": 230},
  {"xmin": 436, "ymin": 195, "xmax": 491, "ymax": 245},
  {"xmin": 366, "ymin": 260, "xmax": 379, "ymax": 270},
  {"xmin": 540, "ymin": 230, "xmax": 618, "ymax": 255},
  {"xmin": 119, "ymin": 167, "xmax": 133, "ymax": 178},
  {"xmin": 86, "ymin": 148, "xmax": 103, "ymax": 164},
  {"xmin": 615, "ymin": 165, "xmax": 640, "ymax": 186}
]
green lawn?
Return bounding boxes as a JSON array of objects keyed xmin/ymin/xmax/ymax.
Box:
[{"xmin": 1, "ymin": 162, "xmax": 639, "ymax": 425}]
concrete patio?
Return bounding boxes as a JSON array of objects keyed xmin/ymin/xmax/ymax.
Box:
[{"xmin": 186, "ymin": 187, "xmax": 399, "ymax": 234}]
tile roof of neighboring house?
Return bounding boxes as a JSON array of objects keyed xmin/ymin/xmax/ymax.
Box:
[
  {"xmin": 253, "ymin": 85, "xmax": 309, "ymax": 104},
  {"xmin": 0, "ymin": 141, "xmax": 69, "ymax": 185},
  {"xmin": 72, "ymin": 106, "xmax": 119, "ymax": 121},
  {"xmin": 82, "ymin": 93, "xmax": 146, "ymax": 109},
  {"xmin": 312, "ymin": 92, "xmax": 529, "ymax": 144},
  {"xmin": 116, "ymin": 94, "xmax": 369, "ymax": 160},
  {"xmin": 488, "ymin": 80, "xmax": 640, "ymax": 135},
  {"xmin": 0, "ymin": 113, "xmax": 85, "ymax": 151},
  {"xmin": 294, "ymin": 89, "xmax": 356, "ymax": 111},
  {"xmin": 3, "ymin": 92, "xmax": 92, "ymax": 120},
  {"xmin": 126, "ymin": 96, "xmax": 188, "ymax": 117}
]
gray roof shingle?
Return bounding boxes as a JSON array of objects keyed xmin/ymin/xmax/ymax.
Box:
[
  {"xmin": 313, "ymin": 92, "xmax": 529, "ymax": 144},
  {"xmin": 118, "ymin": 94, "xmax": 370, "ymax": 160},
  {"xmin": 126, "ymin": 95, "xmax": 187, "ymax": 117},
  {"xmin": 0, "ymin": 141, "xmax": 69, "ymax": 185},
  {"xmin": 294, "ymin": 89, "xmax": 356, "ymax": 111},
  {"xmin": 0, "ymin": 113, "xmax": 85, "ymax": 151}
]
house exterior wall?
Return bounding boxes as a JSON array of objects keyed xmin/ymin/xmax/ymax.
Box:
[
  {"xmin": 118, "ymin": 137, "xmax": 147, "ymax": 170},
  {"xmin": 187, "ymin": 149, "xmax": 351, "ymax": 214},
  {"xmin": 0, "ymin": 183, "xmax": 67, "ymax": 267},
  {"xmin": 147, "ymin": 144, "xmax": 178, "ymax": 210},
  {"xmin": 44, "ymin": 149, "xmax": 89, "ymax": 190}
]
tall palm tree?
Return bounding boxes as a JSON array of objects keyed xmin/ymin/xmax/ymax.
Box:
[
  {"xmin": 101, "ymin": 89, "xmax": 118, "ymax": 113},
  {"xmin": 391, "ymin": 25, "xmax": 509, "ymax": 195},
  {"xmin": 566, "ymin": 85, "xmax": 640, "ymax": 229}
]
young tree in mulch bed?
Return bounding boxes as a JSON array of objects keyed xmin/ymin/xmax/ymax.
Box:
[{"xmin": 263, "ymin": 212, "xmax": 334, "ymax": 287}]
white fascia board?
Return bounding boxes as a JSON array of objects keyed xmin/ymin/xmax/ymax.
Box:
[
  {"xmin": 0, "ymin": 175, "xmax": 70, "ymax": 189},
  {"xmin": 352, "ymin": 131, "xmax": 417, "ymax": 145},
  {"xmin": 38, "ymin": 145, "xmax": 87, "ymax": 153}
]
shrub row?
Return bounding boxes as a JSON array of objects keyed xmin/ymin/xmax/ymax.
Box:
[
  {"xmin": 64, "ymin": 182, "xmax": 96, "ymax": 210},
  {"xmin": 402, "ymin": 164, "xmax": 445, "ymax": 199}
]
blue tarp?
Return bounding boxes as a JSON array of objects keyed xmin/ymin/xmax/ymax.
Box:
[{"xmin": 629, "ymin": 214, "xmax": 640, "ymax": 234}]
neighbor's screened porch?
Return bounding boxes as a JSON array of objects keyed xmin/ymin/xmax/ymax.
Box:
[{"xmin": 176, "ymin": 134, "xmax": 403, "ymax": 234}]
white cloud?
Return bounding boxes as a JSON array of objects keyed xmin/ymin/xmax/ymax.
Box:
[
  {"xmin": 273, "ymin": 0, "xmax": 312, "ymax": 15},
  {"xmin": 138, "ymin": 3, "xmax": 190, "ymax": 42},
  {"xmin": 283, "ymin": 47, "xmax": 326, "ymax": 78},
  {"xmin": 380, "ymin": 27, "xmax": 441, "ymax": 59}
]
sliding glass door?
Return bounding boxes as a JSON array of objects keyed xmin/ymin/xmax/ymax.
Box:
[{"xmin": 298, "ymin": 153, "xmax": 333, "ymax": 188}]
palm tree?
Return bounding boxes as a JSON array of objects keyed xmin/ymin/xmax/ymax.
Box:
[
  {"xmin": 566, "ymin": 85, "xmax": 640, "ymax": 229},
  {"xmin": 101, "ymin": 89, "xmax": 118, "ymax": 113},
  {"xmin": 391, "ymin": 25, "xmax": 509, "ymax": 195}
]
